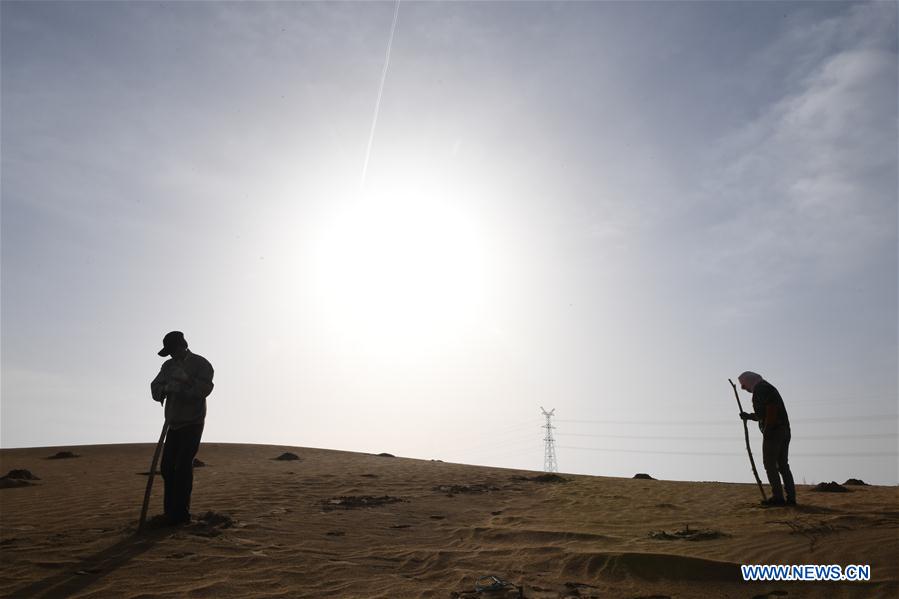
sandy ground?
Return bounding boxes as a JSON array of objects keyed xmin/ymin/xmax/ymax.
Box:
[{"xmin": 1, "ymin": 443, "xmax": 897, "ymax": 598}]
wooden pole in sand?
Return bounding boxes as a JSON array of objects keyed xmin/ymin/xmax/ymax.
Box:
[
  {"xmin": 728, "ymin": 379, "xmax": 767, "ymax": 502},
  {"xmin": 138, "ymin": 421, "xmax": 169, "ymax": 533}
]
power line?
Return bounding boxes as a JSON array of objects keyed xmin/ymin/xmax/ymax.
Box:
[
  {"xmin": 556, "ymin": 414, "xmax": 898, "ymax": 426},
  {"xmin": 558, "ymin": 445, "xmax": 899, "ymax": 458},
  {"xmin": 463, "ymin": 443, "xmax": 544, "ymax": 462},
  {"xmin": 451, "ymin": 435, "xmax": 543, "ymax": 461},
  {"xmin": 555, "ymin": 432, "xmax": 898, "ymax": 441},
  {"xmin": 448, "ymin": 424, "xmax": 542, "ymax": 458},
  {"xmin": 789, "ymin": 395, "xmax": 897, "ymax": 405}
]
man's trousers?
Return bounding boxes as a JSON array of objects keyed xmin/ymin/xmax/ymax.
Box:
[
  {"xmin": 160, "ymin": 422, "xmax": 204, "ymax": 523},
  {"xmin": 762, "ymin": 426, "xmax": 795, "ymax": 502}
]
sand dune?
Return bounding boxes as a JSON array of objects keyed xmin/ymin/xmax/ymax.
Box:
[{"xmin": 1, "ymin": 443, "xmax": 896, "ymax": 598}]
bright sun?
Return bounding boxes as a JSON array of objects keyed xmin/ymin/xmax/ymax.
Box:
[{"xmin": 310, "ymin": 191, "xmax": 488, "ymax": 361}]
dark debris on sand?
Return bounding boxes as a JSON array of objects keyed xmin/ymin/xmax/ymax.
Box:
[
  {"xmin": 633, "ymin": 473, "xmax": 656, "ymax": 480},
  {"xmin": 46, "ymin": 451, "xmax": 79, "ymax": 460},
  {"xmin": 321, "ymin": 495, "xmax": 405, "ymax": 511},
  {"xmin": 144, "ymin": 511, "xmax": 236, "ymax": 535},
  {"xmin": 531, "ymin": 473, "xmax": 568, "ymax": 484},
  {"xmin": 185, "ymin": 512, "xmax": 236, "ymax": 537},
  {"xmin": 0, "ymin": 469, "xmax": 39, "ymax": 489},
  {"xmin": 434, "ymin": 483, "xmax": 499, "ymax": 496},
  {"xmin": 565, "ymin": 581, "xmax": 606, "ymax": 598},
  {"xmin": 4, "ymin": 469, "xmax": 40, "ymax": 480},
  {"xmin": 451, "ymin": 590, "xmax": 518, "ymax": 599},
  {"xmin": 508, "ymin": 474, "xmax": 568, "ymax": 484},
  {"xmin": 451, "ymin": 587, "xmax": 521, "ymax": 599},
  {"xmin": 813, "ymin": 481, "xmax": 850, "ymax": 493},
  {"xmin": 376, "ymin": 452, "xmax": 395, "ymax": 458},
  {"xmin": 650, "ymin": 524, "xmax": 728, "ymax": 541},
  {"xmin": 193, "ymin": 458, "xmax": 207, "ymax": 467},
  {"xmin": 451, "ymin": 577, "xmax": 522, "ymax": 599},
  {"xmin": 273, "ymin": 452, "xmax": 300, "ymax": 461},
  {"xmin": 843, "ymin": 478, "xmax": 868, "ymax": 486},
  {"xmin": 142, "ymin": 514, "xmax": 175, "ymax": 530},
  {"xmin": 0, "ymin": 478, "xmax": 33, "ymax": 489},
  {"xmin": 195, "ymin": 511, "xmax": 234, "ymax": 528}
]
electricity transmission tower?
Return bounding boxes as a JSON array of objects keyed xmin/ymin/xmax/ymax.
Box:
[{"xmin": 541, "ymin": 407, "xmax": 558, "ymax": 473}]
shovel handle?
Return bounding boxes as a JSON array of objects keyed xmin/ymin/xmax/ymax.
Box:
[
  {"xmin": 137, "ymin": 421, "xmax": 169, "ymax": 532},
  {"xmin": 728, "ymin": 379, "xmax": 767, "ymax": 502}
]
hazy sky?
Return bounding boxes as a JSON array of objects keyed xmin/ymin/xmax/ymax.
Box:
[{"xmin": 2, "ymin": 1, "xmax": 897, "ymax": 485}]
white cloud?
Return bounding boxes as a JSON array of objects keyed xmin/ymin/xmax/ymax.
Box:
[{"xmin": 696, "ymin": 2, "xmax": 896, "ymax": 315}]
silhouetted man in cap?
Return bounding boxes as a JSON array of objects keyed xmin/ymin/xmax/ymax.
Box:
[
  {"xmin": 738, "ymin": 371, "xmax": 796, "ymax": 506},
  {"xmin": 151, "ymin": 331, "xmax": 214, "ymax": 525}
]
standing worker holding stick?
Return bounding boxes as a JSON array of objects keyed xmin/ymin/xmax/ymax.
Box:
[
  {"xmin": 737, "ymin": 371, "xmax": 796, "ymax": 507},
  {"xmin": 149, "ymin": 331, "xmax": 215, "ymax": 526}
]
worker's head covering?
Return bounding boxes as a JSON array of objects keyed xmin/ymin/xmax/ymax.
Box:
[
  {"xmin": 158, "ymin": 331, "xmax": 188, "ymax": 356},
  {"xmin": 738, "ymin": 371, "xmax": 764, "ymax": 392}
]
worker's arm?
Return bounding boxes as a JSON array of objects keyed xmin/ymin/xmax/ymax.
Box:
[
  {"xmin": 150, "ymin": 366, "xmax": 168, "ymax": 405},
  {"xmin": 740, "ymin": 411, "xmax": 758, "ymax": 421},
  {"xmin": 765, "ymin": 402, "xmax": 778, "ymax": 428},
  {"xmin": 169, "ymin": 358, "xmax": 214, "ymax": 399},
  {"xmin": 182, "ymin": 363, "xmax": 214, "ymax": 398}
]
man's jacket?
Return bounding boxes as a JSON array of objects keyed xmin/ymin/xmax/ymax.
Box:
[{"xmin": 151, "ymin": 350, "xmax": 214, "ymax": 429}]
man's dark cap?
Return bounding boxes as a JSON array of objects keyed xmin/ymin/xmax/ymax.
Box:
[{"xmin": 158, "ymin": 331, "xmax": 188, "ymax": 356}]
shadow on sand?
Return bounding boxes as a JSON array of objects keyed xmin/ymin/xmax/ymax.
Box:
[{"xmin": 7, "ymin": 528, "xmax": 167, "ymax": 598}]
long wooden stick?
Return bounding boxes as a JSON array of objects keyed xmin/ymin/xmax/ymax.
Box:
[
  {"xmin": 728, "ymin": 379, "xmax": 767, "ymax": 502},
  {"xmin": 138, "ymin": 421, "xmax": 169, "ymax": 532}
]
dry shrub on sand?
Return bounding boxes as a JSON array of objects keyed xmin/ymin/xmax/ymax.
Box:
[
  {"xmin": 321, "ymin": 495, "xmax": 405, "ymax": 511},
  {"xmin": 434, "ymin": 483, "xmax": 499, "ymax": 495},
  {"xmin": 0, "ymin": 470, "xmax": 40, "ymax": 489},
  {"xmin": 531, "ymin": 474, "xmax": 568, "ymax": 483},
  {"xmin": 649, "ymin": 524, "xmax": 728, "ymax": 541},
  {"xmin": 773, "ymin": 517, "xmax": 840, "ymax": 552},
  {"xmin": 46, "ymin": 451, "xmax": 79, "ymax": 460},
  {"xmin": 3, "ymin": 469, "xmax": 39, "ymax": 480},
  {"xmin": 273, "ymin": 452, "xmax": 300, "ymax": 461},
  {"xmin": 813, "ymin": 481, "xmax": 849, "ymax": 493}
]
